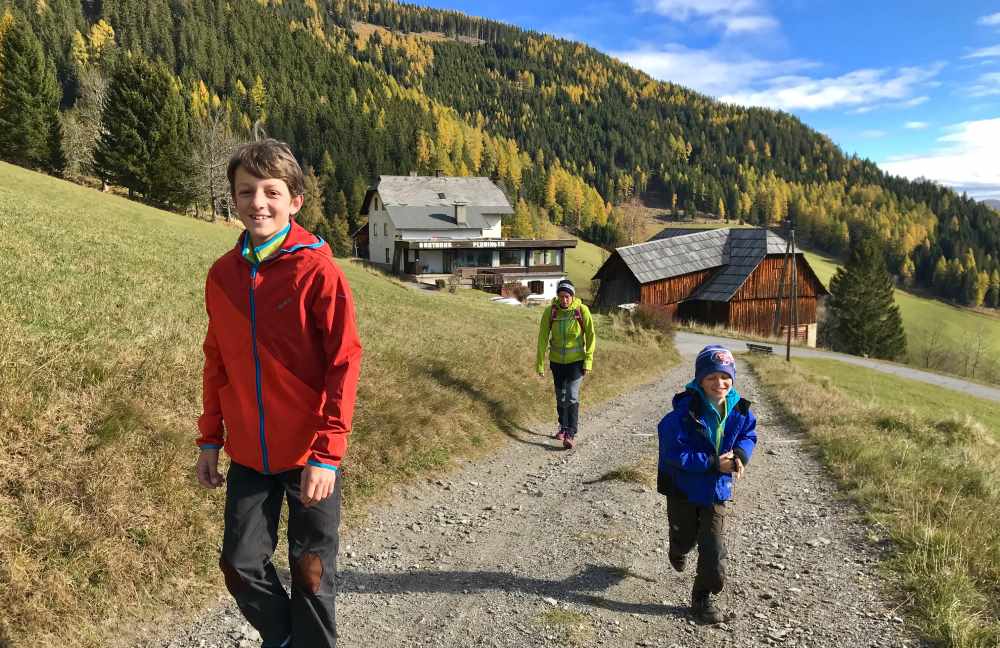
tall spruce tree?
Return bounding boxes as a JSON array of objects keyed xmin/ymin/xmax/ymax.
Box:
[
  {"xmin": 826, "ymin": 229, "xmax": 907, "ymax": 360},
  {"xmin": 94, "ymin": 54, "xmax": 194, "ymax": 208},
  {"xmin": 0, "ymin": 16, "xmax": 63, "ymax": 173}
]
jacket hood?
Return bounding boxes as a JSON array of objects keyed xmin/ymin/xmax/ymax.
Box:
[
  {"xmin": 236, "ymin": 219, "xmax": 325, "ymax": 259},
  {"xmin": 674, "ymin": 383, "xmax": 742, "ymax": 417},
  {"xmin": 550, "ymin": 295, "xmax": 583, "ymax": 310}
]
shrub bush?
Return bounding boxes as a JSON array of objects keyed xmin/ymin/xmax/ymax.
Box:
[{"xmin": 631, "ymin": 304, "xmax": 675, "ymax": 340}]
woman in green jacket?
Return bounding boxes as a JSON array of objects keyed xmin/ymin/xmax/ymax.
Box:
[{"xmin": 536, "ymin": 279, "xmax": 596, "ymax": 449}]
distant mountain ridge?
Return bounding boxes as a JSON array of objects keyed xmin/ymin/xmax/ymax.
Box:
[{"xmin": 3, "ymin": 0, "xmax": 999, "ymax": 307}]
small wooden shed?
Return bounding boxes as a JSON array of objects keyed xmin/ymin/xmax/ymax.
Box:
[{"xmin": 592, "ymin": 228, "xmax": 828, "ymax": 345}]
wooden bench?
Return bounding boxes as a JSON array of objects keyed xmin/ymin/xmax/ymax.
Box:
[{"xmin": 746, "ymin": 343, "xmax": 773, "ymax": 354}]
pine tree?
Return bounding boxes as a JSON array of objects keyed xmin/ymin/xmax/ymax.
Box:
[
  {"xmin": 94, "ymin": 55, "xmax": 195, "ymax": 208},
  {"xmin": 826, "ymin": 230, "xmax": 907, "ymax": 360},
  {"xmin": 0, "ymin": 16, "xmax": 63, "ymax": 173},
  {"xmin": 298, "ymin": 165, "xmax": 325, "ymax": 232},
  {"xmin": 328, "ymin": 214, "xmax": 352, "ymax": 257}
]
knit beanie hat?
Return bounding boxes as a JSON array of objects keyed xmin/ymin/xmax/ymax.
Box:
[
  {"xmin": 695, "ymin": 345, "xmax": 736, "ymax": 383},
  {"xmin": 556, "ymin": 279, "xmax": 575, "ymax": 296}
]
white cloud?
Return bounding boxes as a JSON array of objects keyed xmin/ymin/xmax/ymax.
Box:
[
  {"xmin": 640, "ymin": 0, "xmax": 758, "ymax": 20},
  {"xmin": 880, "ymin": 118, "xmax": 1000, "ymax": 199},
  {"xmin": 895, "ymin": 95, "xmax": 930, "ymax": 108},
  {"xmin": 638, "ymin": 0, "xmax": 777, "ymax": 34},
  {"xmin": 719, "ymin": 64, "xmax": 944, "ymax": 111},
  {"xmin": 720, "ymin": 15, "xmax": 779, "ymax": 34},
  {"xmin": 967, "ymin": 72, "xmax": 1000, "ymax": 97},
  {"xmin": 965, "ymin": 44, "xmax": 1000, "ymax": 59},
  {"xmin": 615, "ymin": 46, "xmax": 943, "ymax": 112},
  {"xmin": 904, "ymin": 121, "xmax": 929, "ymax": 129},
  {"xmin": 612, "ymin": 45, "xmax": 815, "ymax": 98},
  {"xmin": 979, "ymin": 12, "xmax": 1000, "ymax": 27}
]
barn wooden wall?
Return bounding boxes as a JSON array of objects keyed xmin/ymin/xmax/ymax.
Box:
[{"xmin": 639, "ymin": 268, "xmax": 715, "ymax": 305}]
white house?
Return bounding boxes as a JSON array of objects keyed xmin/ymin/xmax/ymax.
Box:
[{"xmin": 360, "ymin": 174, "xmax": 576, "ymax": 298}]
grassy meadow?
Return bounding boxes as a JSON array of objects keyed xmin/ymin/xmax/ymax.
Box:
[
  {"xmin": 0, "ymin": 162, "xmax": 678, "ymax": 648},
  {"xmin": 563, "ymin": 234, "xmax": 608, "ymax": 302},
  {"xmin": 803, "ymin": 250, "xmax": 1000, "ymax": 380},
  {"xmin": 749, "ymin": 355, "xmax": 1000, "ymax": 647}
]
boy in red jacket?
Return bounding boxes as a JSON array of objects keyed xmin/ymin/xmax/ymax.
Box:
[{"xmin": 195, "ymin": 139, "xmax": 362, "ymax": 648}]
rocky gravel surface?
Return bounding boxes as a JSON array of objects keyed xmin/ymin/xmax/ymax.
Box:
[{"xmin": 142, "ymin": 362, "xmax": 924, "ymax": 648}]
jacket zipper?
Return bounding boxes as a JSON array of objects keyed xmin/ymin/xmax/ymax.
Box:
[
  {"xmin": 249, "ymin": 264, "xmax": 270, "ymax": 474},
  {"xmin": 689, "ymin": 411, "xmax": 721, "ymax": 464}
]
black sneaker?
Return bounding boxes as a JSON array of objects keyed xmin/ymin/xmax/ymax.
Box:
[
  {"xmin": 668, "ymin": 552, "xmax": 686, "ymax": 572},
  {"xmin": 691, "ymin": 592, "xmax": 724, "ymax": 624}
]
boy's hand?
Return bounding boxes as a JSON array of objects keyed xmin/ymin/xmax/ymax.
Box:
[
  {"xmin": 300, "ymin": 465, "xmax": 337, "ymax": 507},
  {"xmin": 195, "ymin": 449, "xmax": 225, "ymax": 488},
  {"xmin": 718, "ymin": 451, "xmax": 738, "ymax": 474},
  {"xmin": 733, "ymin": 456, "xmax": 745, "ymax": 479}
]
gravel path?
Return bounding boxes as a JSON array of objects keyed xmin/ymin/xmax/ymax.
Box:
[{"xmin": 144, "ymin": 363, "xmax": 923, "ymax": 648}]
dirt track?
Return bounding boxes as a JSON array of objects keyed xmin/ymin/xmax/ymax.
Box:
[{"xmin": 144, "ymin": 362, "xmax": 920, "ymax": 648}]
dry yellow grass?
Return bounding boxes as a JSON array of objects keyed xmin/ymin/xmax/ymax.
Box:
[
  {"xmin": 0, "ymin": 162, "xmax": 677, "ymax": 647},
  {"xmin": 747, "ymin": 355, "xmax": 1000, "ymax": 647}
]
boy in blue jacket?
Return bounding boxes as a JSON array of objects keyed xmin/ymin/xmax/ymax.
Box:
[{"xmin": 657, "ymin": 345, "xmax": 757, "ymax": 624}]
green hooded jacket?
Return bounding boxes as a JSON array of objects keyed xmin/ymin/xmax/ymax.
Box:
[{"xmin": 536, "ymin": 296, "xmax": 596, "ymax": 373}]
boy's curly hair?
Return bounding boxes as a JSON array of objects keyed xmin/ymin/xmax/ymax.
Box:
[{"xmin": 227, "ymin": 138, "xmax": 305, "ymax": 197}]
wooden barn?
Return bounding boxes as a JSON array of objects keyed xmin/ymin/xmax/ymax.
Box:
[{"xmin": 592, "ymin": 228, "xmax": 828, "ymax": 346}]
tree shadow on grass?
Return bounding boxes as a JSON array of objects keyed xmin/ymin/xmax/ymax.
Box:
[
  {"xmin": 337, "ymin": 562, "xmax": 687, "ymax": 618},
  {"xmin": 424, "ymin": 363, "xmax": 562, "ymax": 451}
]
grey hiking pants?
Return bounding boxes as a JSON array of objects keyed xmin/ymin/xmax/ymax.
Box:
[
  {"xmin": 666, "ymin": 495, "xmax": 727, "ymax": 597},
  {"xmin": 550, "ymin": 360, "xmax": 584, "ymax": 434},
  {"xmin": 221, "ymin": 462, "xmax": 342, "ymax": 648}
]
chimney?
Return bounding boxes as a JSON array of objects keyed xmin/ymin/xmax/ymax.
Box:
[
  {"xmin": 454, "ymin": 202, "xmax": 468, "ymax": 226},
  {"xmin": 434, "ymin": 168, "xmax": 444, "ymax": 177}
]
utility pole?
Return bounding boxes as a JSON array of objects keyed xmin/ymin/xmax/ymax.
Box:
[{"xmin": 770, "ymin": 215, "xmax": 798, "ymax": 361}]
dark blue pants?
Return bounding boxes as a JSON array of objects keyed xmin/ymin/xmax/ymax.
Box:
[
  {"xmin": 550, "ymin": 360, "xmax": 584, "ymax": 435},
  {"xmin": 220, "ymin": 462, "xmax": 341, "ymax": 648}
]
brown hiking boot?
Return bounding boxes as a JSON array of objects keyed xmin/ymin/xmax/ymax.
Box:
[
  {"xmin": 668, "ymin": 552, "xmax": 686, "ymax": 572},
  {"xmin": 691, "ymin": 591, "xmax": 724, "ymax": 624}
]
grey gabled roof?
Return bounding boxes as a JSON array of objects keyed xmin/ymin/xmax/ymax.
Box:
[
  {"xmin": 616, "ymin": 229, "xmax": 730, "ymax": 284},
  {"xmin": 385, "ymin": 206, "xmax": 500, "ymax": 230},
  {"xmin": 609, "ymin": 227, "xmax": 793, "ymax": 301},
  {"xmin": 361, "ymin": 175, "xmax": 513, "ymax": 230}
]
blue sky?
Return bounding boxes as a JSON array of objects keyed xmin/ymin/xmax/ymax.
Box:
[{"xmin": 418, "ymin": 1, "xmax": 1000, "ymax": 200}]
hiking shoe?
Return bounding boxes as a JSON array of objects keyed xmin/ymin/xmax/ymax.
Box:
[
  {"xmin": 668, "ymin": 552, "xmax": 686, "ymax": 572},
  {"xmin": 691, "ymin": 592, "xmax": 724, "ymax": 625},
  {"xmin": 562, "ymin": 434, "xmax": 576, "ymax": 449},
  {"xmin": 554, "ymin": 427, "xmax": 566, "ymax": 441}
]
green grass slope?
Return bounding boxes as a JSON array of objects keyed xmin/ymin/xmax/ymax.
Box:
[
  {"xmin": 0, "ymin": 162, "xmax": 676, "ymax": 648},
  {"xmin": 803, "ymin": 250, "xmax": 1000, "ymax": 379},
  {"xmin": 564, "ymin": 234, "xmax": 609, "ymax": 302}
]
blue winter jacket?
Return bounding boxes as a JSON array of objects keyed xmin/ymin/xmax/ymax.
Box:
[{"xmin": 657, "ymin": 387, "xmax": 758, "ymax": 506}]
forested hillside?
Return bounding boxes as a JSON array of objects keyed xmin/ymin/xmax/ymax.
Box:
[{"xmin": 1, "ymin": 0, "xmax": 998, "ymax": 307}]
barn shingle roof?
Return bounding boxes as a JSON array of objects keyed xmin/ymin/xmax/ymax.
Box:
[{"xmin": 611, "ymin": 227, "xmax": 792, "ymax": 302}]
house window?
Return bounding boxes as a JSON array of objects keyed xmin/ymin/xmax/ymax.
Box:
[
  {"xmin": 383, "ymin": 223, "xmax": 388, "ymax": 237},
  {"xmin": 385, "ymin": 248, "xmax": 390, "ymax": 264},
  {"xmin": 452, "ymin": 249, "xmax": 493, "ymax": 268},
  {"xmin": 499, "ymin": 249, "xmax": 525, "ymax": 266},
  {"xmin": 530, "ymin": 249, "xmax": 561, "ymax": 266},
  {"xmin": 528, "ymin": 280, "xmax": 544, "ymax": 294}
]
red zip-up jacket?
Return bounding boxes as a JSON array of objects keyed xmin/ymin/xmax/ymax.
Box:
[{"xmin": 197, "ymin": 221, "xmax": 363, "ymax": 475}]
